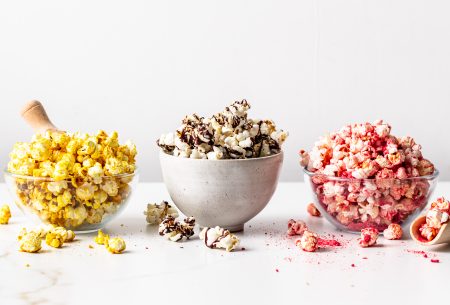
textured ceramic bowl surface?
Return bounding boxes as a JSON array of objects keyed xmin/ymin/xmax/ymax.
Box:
[
  {"xmin": 4, "ymin": 170, "xmax": 138, "ymax": 233},
  {"xmin": 159, "ymin": 151, "xmax": 284, "ymax": 232},
  {"xmin": 304, "ymin": 168, "xmax": 439, "ymax": 232}
]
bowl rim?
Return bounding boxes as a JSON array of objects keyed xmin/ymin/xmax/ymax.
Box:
[
  {"xmin": 302, "ymin": 167, "xmax": 439, "ymax": 182},
  {"xmin": 3, "ymin": 168, "xmax": 137, "ymax": 182},
  {"xmin": 159, "ymin": 150, "xmax": 284, "ymax": 162}
]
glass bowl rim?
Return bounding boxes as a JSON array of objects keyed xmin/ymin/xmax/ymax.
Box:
[
  {"xmin": 3, "ymin": 168, "xmax": 138, "ymax": 182},
  {"xmin": 302, "ymin": 167, "xmax": 439, "ymax": 182}
]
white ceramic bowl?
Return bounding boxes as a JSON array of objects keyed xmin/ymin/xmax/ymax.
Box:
[{"xmin": 159, "ymin": 151, "xmax": 284, "ymax": 232}]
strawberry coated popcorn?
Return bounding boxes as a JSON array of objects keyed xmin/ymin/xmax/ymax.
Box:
[
  {"xmin": 296, "ymin": 231, "xmax": 318, "ymax": 252},
  {"xmin": 6, "ymin": 130, "xmax": 136, "ymax": 230},
  {"xmin": 287, "ymin": 219, "xmax": 308, "ymax": 236},
  {"xmin": 300, "ymin": 120, "xmax": 437, "ymax": 231},
  {"xmin": 418, "ymin": 197, "xmax": 450, "ymax": 241},
  {"xmin": 359, "ymin": 227, "xmax": 379, "ymax": 247},
  {"xmin": 383, "ymin": 223, "xmax": 403, "ymax": 240}
]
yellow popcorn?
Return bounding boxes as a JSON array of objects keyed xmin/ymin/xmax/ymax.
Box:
[
  {"xmin": 51, "ymin": 226, "xmax": 75, "ymax": 242},
  {"xmin": 45, "ymin": 231, "xmax": 65, "ymax": 248},
  {"xmin": 0, "ymin": 204, "xmax": 12, "ymax": 224},
  {"xmin": 94, "ymin": 229, "xmax": 109, "ymax": 245},
  {"xmin": 7, "ymin": 130, "xmax": 136, "ymax": 230},
  {"xmin": 19, "ymin": 231, "xmax": 42, "ymax": 253},
  {"xmin": 106, "ymin": 237, "xmax": 126, "ymax": 254}
]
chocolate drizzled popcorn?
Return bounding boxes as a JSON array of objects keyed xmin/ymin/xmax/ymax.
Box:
[
  {"xmin": 157, "ymin": 100, "xmax": 288, "ymax": 159},
  {"xmin": 158, "ymin": 216, "xmax": 195, "ymax": 242},
  {"xmin": 199, "ymin": 226, "xmax": 240, "ymax": 252},
  {"xmin": 144, "ymin": 201, "xmax": 179, "ymax": 225}
]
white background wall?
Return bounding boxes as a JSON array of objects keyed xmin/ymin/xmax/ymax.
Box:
[{"xmin": 0, "ymin": 0, "xmax": 449, "ymax": 182}]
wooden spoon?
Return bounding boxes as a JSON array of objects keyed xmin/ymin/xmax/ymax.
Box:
[
  {"xmin": 20, "ymin": 100, "xmax": 58, "ymax": 134},
  {"xmin": 410, "ymin": 215, "xmax": 450, "ymax": 245}
]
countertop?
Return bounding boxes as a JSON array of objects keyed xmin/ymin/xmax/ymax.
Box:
[{"xmin": 1, "ymin": 182, "xmax": 449, "ymax": 305}]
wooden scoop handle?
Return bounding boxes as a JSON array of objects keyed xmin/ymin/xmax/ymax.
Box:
[{"xmin": 21, "ymin": 100, "xmax": 58, "ymax": 134}]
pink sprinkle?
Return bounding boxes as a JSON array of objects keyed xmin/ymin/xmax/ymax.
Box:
[
  {"xmin": 431, "ymin": 259, "xmax": 440, "ymax": 263},
  {"xmin": 351, "ymin": 264, "xmax": 356, "ymax": 267},
  {"xmin": 276, "ymin": 269, "xmax": 279, "ymax": 272}
]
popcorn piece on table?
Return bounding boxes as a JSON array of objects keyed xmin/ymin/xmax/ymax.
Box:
[
  {"xmin": 19, "ymin": 231, "xmax": 42, "ymax": 253},
  {"xmin": 94, "ymin": 229, "xmax": 110, "ymax": 245},
  {"xmin": 106, "ymin": 237, "xmax": 126, "ymax": 254},
  {"xmin": 7, "ymin": 130, "xmax": 137, "ymax": 229},
  {"xmin": 0, "ymin": 204, "xmax": 11, "ymax": 224},
  {"xmin": 383, "ymin": 223, "xmax": 403, "ymax": 240},
  {"xmin": 45, "ymin": 231, "xmax": 65, "ymax": 248},
  {"xmin": 359, "ymin": 227, "xmax": 379, "ymax": 247},
  {"xmin": 295, "ymin": 231, "xmax": 318, "ymax": 252},
  {"xmin": 307, "ymin": 203, "xmax": 321, "ymax": 217},
  {"xmin": 199, "ymin": 226, "xmax": 240, "ymax": 252},
  {"xmin": 158, "ymin": 216, "xmax": 195, "ymax": 242},
  {"xmin": 144, "ymin": 201, "xmax": 179, "ymax": 225},
  {"xmin": 157, "ymin": 100, "xmax": 288, "ymax": 160},
  {"xmin": 287, "ymin": 219, "xmax": 308, "ymax": 236}
]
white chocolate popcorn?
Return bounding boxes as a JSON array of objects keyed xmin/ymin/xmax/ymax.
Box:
[
  {"xmin": 144, "ymin": 201, "xmax": 179, "ymax": 225},
  {"xmin": 157, "ymin": 100, "xmax": 288, "ymax": 159},
  {"xmin": 199, "ymin": 226, "xmax": 240, "ymax": 252},
  {"xmin": 159, "ymin": 216, "xmax": 195, "ymax": 242}
]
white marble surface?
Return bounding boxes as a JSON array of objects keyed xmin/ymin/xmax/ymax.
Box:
[{"xmin": 1, "ymin": 182, "xmax": 449, "ymax": 305}]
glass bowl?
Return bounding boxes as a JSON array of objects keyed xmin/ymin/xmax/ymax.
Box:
[
  {"xmin": 303, "ymin": 168, "xmax": 439, "ymax": 232},
  {"xmin": 4, "ymin": 170, "xmax": 138, "ymax": 233}
]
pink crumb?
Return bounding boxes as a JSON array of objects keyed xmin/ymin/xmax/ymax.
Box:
[
  {"xmin": 351, "ymin": 264, "xmax": 356, "ymax": 267},
  {"xmin": 431, "ymin": 259, "xmax": 440, "ymax": 263}
]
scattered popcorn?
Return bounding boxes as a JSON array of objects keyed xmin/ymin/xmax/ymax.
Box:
[
  {"xmin": 300, "ymin": 120, "xmax": 436, "ymax": 231},
  {"xmin": 158, "ymin": 216, "xmax": 195, "ymax": 242},
  {"xmin": 307, "ymin": 203, "xmax": 321, "ymax": 217},
  {"xmin": 94, "ymin": 229, "xmax": 110, "ymax": 245},
  {"xmin": 19, "ymin": 231, "xmax": 42, "ymax": 253},
  {"xmin": 287, "ymin": 219, "xmax": 308, "ymax": 236},
  {"xmin": 45, "ymin": 231, "xmax": 65, "ymax": 248},
  {"xmin": 383, "ymin": 223, "xmax": 403, "ymax": 240},
  {"xmin": 7, "ymin": 130, "xmax": 136, "ymax": 230},
  {"xmin": 106, "ymin": 237, "xmax": 126, "ymax": 254},
  {"xmin": 157, "ymin": 100, "xmax": 288, "ymax": 159},
  {"xmin": 295, "ymin": 231, "xmax": 318, "ymax": 252},
  {"xmin": 144, "ymin": 201, "xmax": 179, "ymax": 225},
  {"xmin": 0, "ymin": 204, "xmax": 12, "ymax": 224},
  {"xmin": 359, "ymin": 227, "xmax": 379, "ymax": 247},
  {"xmin": 199, "ymin": 226, "xmax": 240, "ymax": 252}
]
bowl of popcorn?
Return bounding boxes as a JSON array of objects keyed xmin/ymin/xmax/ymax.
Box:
[
  {"xmin": 4, "ymin": 101, "xmax": 138, "ymax": 232},
  {"xmin": 158, "ymin": 100, "xmax": 287, "ymax": 232},
  {"xmin": 300, "ymin": 120, "xmax": 438, "ymax": 232}
]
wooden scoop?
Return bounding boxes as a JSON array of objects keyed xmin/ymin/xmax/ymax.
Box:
[
  {"xmin": 21, "ymin": 100, "xmax": 58, "ymax": 134},
  {"xmin": 410, "ymin": 215, "xmax": 450, "ymax": 246}
]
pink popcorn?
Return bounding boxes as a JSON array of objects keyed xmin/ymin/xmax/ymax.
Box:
[
  {"xmin": 359, "ymin": 227, "xmax": 379, "ymax": 247},
  {"xmin": 426, "ymin": 209, "xmax": 449, "ymax": 229},
  {"xmin": 430, "ymin": 197, "xmax": 450, "ymax": 214},
  {"xmin": 419, "ymin": 223, "xmax": 437, "ymax": 241},
  {"xmin": 383, "ymin": 223, "xmax": 403, "ymax": 240},
  {"xmin": 296, "ymin": 231, "xmax": 318, "ymax": 252},
  {"xmin": 301, "ymin": 120, "xmax": 436, "ymax": 232},
  {"xmin": 287, "ymin": 219, "xmax": 308, "ymax": 236},
  {"xmin": 307, "ymin": 203, "xmax": 321, "ymax": 217}
]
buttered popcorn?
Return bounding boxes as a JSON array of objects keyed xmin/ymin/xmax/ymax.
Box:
[
  {"xmin": 19, "ymin": 231, "xmax": 42, "ymax": 253},
  {"xmin": 158, "ymin": 215, "xmax": 195, "ymax": 242},
  {"xmin": 300, "ymin": 120, "xmax": 436, "ymax": 231},
  {"xmin": 7, "ymin": 130, "xmax": 136, "ymax": 230},
  {"xmin": 199, "ymin": 226, "xmax": 240, "ymax": 252},
  {"xmin": 0, "ymin": 204, "xmax": 12, "ymax": 224},
  {"xmin": 106, "ymin": 237, "xmax": 126, "ymax": 254},
  {"xmin": 144, "ymin": 201, "xmax": 179, "ymax": 225},
  {"xmin": 157, "ymin": 100, "xmax": 288, "ymax": 159}
]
